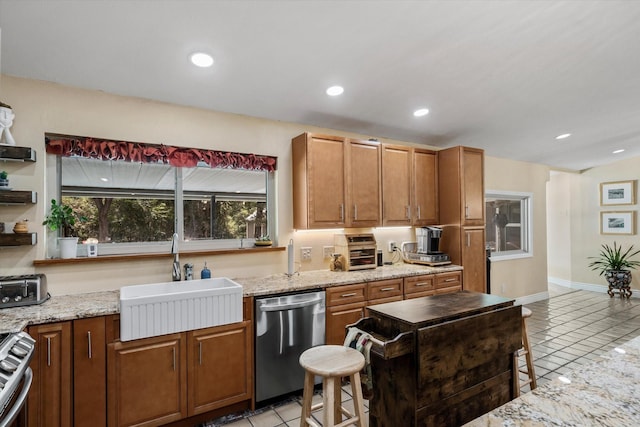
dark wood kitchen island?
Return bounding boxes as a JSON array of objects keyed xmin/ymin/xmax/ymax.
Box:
[{"xmin": 351, "ymin": 291, "xmax": 522, "ymax": 427}]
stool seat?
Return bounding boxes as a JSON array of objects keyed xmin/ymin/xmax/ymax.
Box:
[
  {"xmin": 300, "ymin": 345, "xmax": 365, "ymax": 377},
  {"xmin": 522, "ymin": 306, "xmax": 532, "ymax": 318},
  {"xmin": 299, "ymin": 345, "xmax": 367, "ymax": 427}
]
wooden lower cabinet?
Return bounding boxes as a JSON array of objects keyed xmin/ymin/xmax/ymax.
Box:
[
  {"xmin": 107, "ymin": 333, "xmax": 188, "ymax": 427},
  {"xmin": 325, "ymin": 283, "xmax": 367, "ymax": 345},
  {"xmin": 187, "ymin": 321, "xmax": 252, "ymax": 416},
  {"xmin": 27, "ymin": 321, "xmax": 73, "ymax": 427},
  {"xmin": 73, "ymin": 317, "xmax": 107, "ymax": 427},
  {"xmin": 404, "ymin": 271, "xmax": 462, "ymax": 300}
]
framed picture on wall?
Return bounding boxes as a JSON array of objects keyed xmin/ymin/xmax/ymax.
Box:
[
  {"xmin": 600, "ymin": 211, "xmax": 636, "ymax": 235},
  {"xmin": 600, "ymin": 180, "xmax": 636, "ymax": 206}
]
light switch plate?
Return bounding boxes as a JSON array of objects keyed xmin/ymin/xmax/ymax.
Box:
[{"xmin": 323, "ymin": 246, "xmax": 334, "ymax": 258}]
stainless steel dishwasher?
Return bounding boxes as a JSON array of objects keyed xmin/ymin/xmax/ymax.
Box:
[{"xmin": 255, "ymin": 290, "xmax": 325, "ymax": 404}]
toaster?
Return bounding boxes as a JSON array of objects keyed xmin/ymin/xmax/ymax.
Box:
[{"xmin": 0, "ymin": 274, "xmax": 49, "ymax": 308}]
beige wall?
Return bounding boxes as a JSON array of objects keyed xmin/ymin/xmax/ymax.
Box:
[
  {"xmin": 547, "ymin": 157, "xmax": 640, "ymax": 290},
  {"xmin": 484, "ymin": 156, "xmax": 550, "ymax": 299},
  {"xmin": 2, "ymin": 75, "xmax": 551, "ymax": 299}
]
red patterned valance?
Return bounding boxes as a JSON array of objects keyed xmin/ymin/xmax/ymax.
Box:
[{"xmin": 45, "ymin": 134, "xmax": 277, "ymax": 171}]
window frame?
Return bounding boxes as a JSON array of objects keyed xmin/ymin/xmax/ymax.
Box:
[
  {"xmin": 485, "ymin": 190, "xmax": 533, "ymax": 261},
  {"xmin": 46, "ymin": 153, "xmax": 277, "ymax": 257}
]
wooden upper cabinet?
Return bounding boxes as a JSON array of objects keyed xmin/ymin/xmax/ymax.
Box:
[
  {"xmin": 438, "ymin": 146, "xmax": 485, "ymax": 226},
  {"xmin": 412, "ymin": 148, "xmax": 438, "ymax": 226},
  {"xmin": 293, "ymin": 133, "xmax": 346, "ymax": 229},
  {"xmin": 382, "ymin": 144, "xmax": 412, "ymax": 226},
  {"xmin": 346, "ymin": 139, "xmax": 381, "ymax": 227}
]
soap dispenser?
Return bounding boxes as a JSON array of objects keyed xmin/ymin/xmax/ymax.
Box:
[{"xmin": 201, "ymin": 262, "xmax": 211, "ymax": 279}]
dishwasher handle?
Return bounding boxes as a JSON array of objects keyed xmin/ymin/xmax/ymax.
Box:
[{"xmin": 259, "ymin": 297, "xmax": 323, "ymax": 312}]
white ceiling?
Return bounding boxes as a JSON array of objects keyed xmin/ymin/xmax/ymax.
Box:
[{"xmin": 1, "ymin": 0, "xmax": 640, "ymax": 172}]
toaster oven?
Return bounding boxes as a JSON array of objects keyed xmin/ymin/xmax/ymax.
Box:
[{"xmin": 0, "ymin": 274, "xmax": 49, "ymax": 308}]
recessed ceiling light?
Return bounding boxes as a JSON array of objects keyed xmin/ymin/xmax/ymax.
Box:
[
  {"xmin": 413, "ymin": 108, "xmax": 430, "ymax": 117},
  {"xmin": 555, "ymin": 133, "xmax": 571, "ymax": 140},
  {"xmin": 326, "ymin": 86, "xmax": 344, "ymax": 96},
  {"xmin": 190, "ymin": 52, "xmax": 214, "ymax": 68},
  {"xmin": 613, "ymin": 149, "xmax": 625, "ymax": 154}
]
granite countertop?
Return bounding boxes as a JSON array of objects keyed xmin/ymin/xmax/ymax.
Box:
[
  {"xmin": 465, "ymin": 335, "xmax": 640, "ymax": 426},
  {"xmin": 0, "ymin": 263, "xmax": 461, "ymax": 334}
]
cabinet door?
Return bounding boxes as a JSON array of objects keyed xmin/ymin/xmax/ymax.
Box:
[
  {"xmin": 462, "ymin": 148, "xmax": 484, "ymax": 225},
  {"xmin": 382, "ymin": 144, "xmax": 412, "ymax": 226},
  {"xmin": 347, "ymin": 139, "xmax": 381, "ymax": 227},
  {"xmin": 326, "ymin": 302, "xmax": 366, "ymax": 345},
  {"xmin": 187, "ymin": 321, "xmax": 252, "ymax": 415},
  {"xmin": 413, "ymin": 149, "xmax": 438, "ymax": 226},
  {"xmin": 27, "ymin": 322, "xmax": 72, "ymax": 427},
  {"xmin": 74, "ymin": 317, "xmax": 107, "ymax": 427},
  {"xmin": 292, "ymin": 133, "xmax": 346, "ymax": 228},
  {"xmin": 462, "ymin": 227, "xmax": 487, "ymax": 293},
  {"xmin": 107, "ymin": 333, "xmax": 187, "ymax": 427}
]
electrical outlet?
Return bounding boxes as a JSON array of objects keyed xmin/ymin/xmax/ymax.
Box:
[
  {"xmin": 388, "ymin": 241, "xmax": 397, "ymax": 253},
  {"xmin": 301, "ymin": 247, "xmax": 312, "ymax": 261},
  {"xmin": 323, "ymin": 246, "xmax": 335, "ymax": 258}
]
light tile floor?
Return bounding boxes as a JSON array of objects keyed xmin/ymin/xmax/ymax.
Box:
[{"xmin": 204, "ymin": 285, "xmax": 640, "ymax": 427}]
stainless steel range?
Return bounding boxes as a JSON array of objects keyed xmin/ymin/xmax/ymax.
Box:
[
  {"xmin": 0, "ymin": 274, "xmax": 49, "ymax": 309},
  {"xmin": 0, "ymin": 331, "xmax": 35, "ymax": 426}
]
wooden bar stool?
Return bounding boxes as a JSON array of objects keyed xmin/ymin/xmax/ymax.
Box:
[
  {"xmin": 513, "ymin": 306, "xmax": 537, "ymax": 397},
  {"xmin": 299, "ymin": 345, "xmax": 367, "ymax": 427}
]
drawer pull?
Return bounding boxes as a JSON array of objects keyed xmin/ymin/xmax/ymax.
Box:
[
  {"xmin": 444, "ymin": 278, "xmax": 457, "ymax": 282},
  {"xmin": 87, "ymin": 331, "xmax": 92, "ymax": 359},
  {"xmin": 415, "ymin": 282, "xmax": 430, "ymax": 287},
  {"xmin": 341, "ymin": 292, "xmax": 357, "ymax": 298},
  {"xmin": 379, "ymin": 287, "xmax": 396, "ymax": 292}
]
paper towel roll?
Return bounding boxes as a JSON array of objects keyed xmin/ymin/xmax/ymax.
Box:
[{"xmin": 287, "ymin": 239, "xmax": 294, "ymax": 275}]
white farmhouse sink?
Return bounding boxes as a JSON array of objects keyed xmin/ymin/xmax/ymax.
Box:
[{"xmin": 119, "ymin": 278, "xmax": 243, "ymax": 341}]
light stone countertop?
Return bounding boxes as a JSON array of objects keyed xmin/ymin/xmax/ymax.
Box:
[
  {"xmin": 0, "ymin": 263, "xmax": 462, "ymax": 334},
  {"xmin": 464, "ymin": 335, "xmax": 640, "ymax": 426}
]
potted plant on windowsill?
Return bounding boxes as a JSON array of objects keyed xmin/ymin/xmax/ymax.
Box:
[
  {"xmin": 254, "ymin": 235, "xmax": 272, "ymax": 247},
  {"xmin": 42, "ymin": 199, "xmax": 86, "ymax": 259},
  {"xmin": 588, "ymin": 242, "xmax": 640, "ymax": 298}
]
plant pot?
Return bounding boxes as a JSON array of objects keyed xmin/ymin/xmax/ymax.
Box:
[
  {"xmin": 605, "ymin": 269, "xmax": 632, "ymax": 298},
  {"xmin": 59, "ymin": 237, "xmax": 79, "ymax": 259}
]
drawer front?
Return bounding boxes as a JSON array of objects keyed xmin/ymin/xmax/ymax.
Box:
[
  {"xmin": 326, "ymin": 283, "xmax": 367, "ymax": 306},
  {"xmin": 367, "ymin": 278, "xmax": 403, "ymax": 300},
  {"xmin": 435, "ymin": 271, "xmax": 462, "ymax": 289},
  {"xmin": 404, "ymin": 290, "xmax": 435, "ymax": 299},
  {"xmin": 404, "ymin": 275, "xmax": 434, "ymax": 294},
  {"xmin": 435, "ymin": 285, "xmax": 461, "ymax": 295}
]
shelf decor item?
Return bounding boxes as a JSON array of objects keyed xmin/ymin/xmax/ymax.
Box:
[
  {"xmin": 600, "ymin": 211, "xmax": 635, "ymax": 235},
  {"xmin": 42, "ymin": 199, "xmax": 85, "ymax": 259},
  {"xmin": 600, "ymin": 180, "xmax": 636, "ymax": 206},
  {"xmin": 0, "ymin": 102, "xmax": 16, "ymax": 146},
  {"xmin": 588, "ymin": 241, "xmax": 640, "ymax": 298}
]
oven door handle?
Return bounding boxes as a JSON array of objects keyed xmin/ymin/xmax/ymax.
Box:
[{"xmin": 0, "ymin": 367, "xmax": 33, "ymax": 427}]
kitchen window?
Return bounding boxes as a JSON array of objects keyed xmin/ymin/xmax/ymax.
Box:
[
  {"xmin": 485, "ymin": 191, "xmax": 532, "ymax": 260},
  {"xmin": 45, "ymin": 135, "xmax": 276, "ymax": 257}
]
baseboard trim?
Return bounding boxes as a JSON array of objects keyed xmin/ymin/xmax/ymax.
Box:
[
  {"xmin": 514, "ymin": 291, "xmax": 550, "ymax": 306},
  {"xmin": 548, "ymin": 276, "xmax": 638, "ymax": 298}
]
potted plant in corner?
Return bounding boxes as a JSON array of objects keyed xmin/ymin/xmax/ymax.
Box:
[
  {"xmin": 42, "ymin": 199, "xmax": 85, "ymax": 259},
  {"xmin": 588, "ymin": 241, "xmax": 640, "ymax": 298}
]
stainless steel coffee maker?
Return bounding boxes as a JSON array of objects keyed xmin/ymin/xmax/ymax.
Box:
[{"xmin": 417, "ymin": 226, "xmax": 444, "ymax": 254}]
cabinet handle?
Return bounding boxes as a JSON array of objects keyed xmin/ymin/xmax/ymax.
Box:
[
  {"xmin": 199, "ymin": 342, "xmax": 202, "ymax": 365},
  {"xmin": 406, "ymin": 206, "xmax": 411, "ymax": 220},
  {"xmin": 467, "ymin": 232, "xmax": 471, "ymax": 247},
  {"xmin": 417, "ymin": 206, "xmax": 421, "ymax": 220},
  {"xmin": 465, "ymin": 205, "xmax": 469, "ymax": 219},
  {"xmin": 87, "ymin": 331, "xmax": 92, "ymax": 359},
  {"xmin": 415, "ymin": 282, "xmax": 430, "ymax": 287},
  {"xmin": 353, "ymin": 205, "xmax": 358, "ymax": 220},
  {"xmin": 172, "ymin": 348, "xmax": 176, "ymax": 371},
  {"xmin": 445, "ymin": 278, "xmax": 457, "ymax": 282},
  {"xmin": 380, "ymin": 287, "xmax": 395, "ymax": 292},
  {"xmin": 46, "ymin": 337, "xmax": 51, "ymax": 367},
  {"xmin": 341, "ymin": 292, "xmax": 357, "ymax": 298},
  {"xmin": 340, "ymin": 204, "xmax": 344, "ymax": 222}
]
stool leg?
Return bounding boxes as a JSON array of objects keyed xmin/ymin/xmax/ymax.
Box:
[
  {"xmin": 350, "ymin": 372, "xmax": 366, "ymax": 427},
  {"xmin": 323, "ymin": 377, "xmax": 336, "ymax": 427},
  {"xmin": 512, "ymin": 351, "xmax": 520, "ymax": 398},
  {"xmin": 300, "ymin": 371, "xmax": 315, "ymax": 427},
  {"xmin": 333, "ymin": 376, "xmax": 342, "ymax": 422},
  {"xmin": 522, "ymin": 317, "xmax": 537, "ymax": 390}
]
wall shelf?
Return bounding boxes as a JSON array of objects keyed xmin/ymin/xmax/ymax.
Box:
[
  {"xmin": 0, "ymin": 145, "xmax": 36, "ymax": 162},
  {"xmin": 0, "ymin": 190, "xmax": 37, "ymax": 205},
  {"xmin": 0, "ymin": 232, "xmax": 37, "ymax": 246}
]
